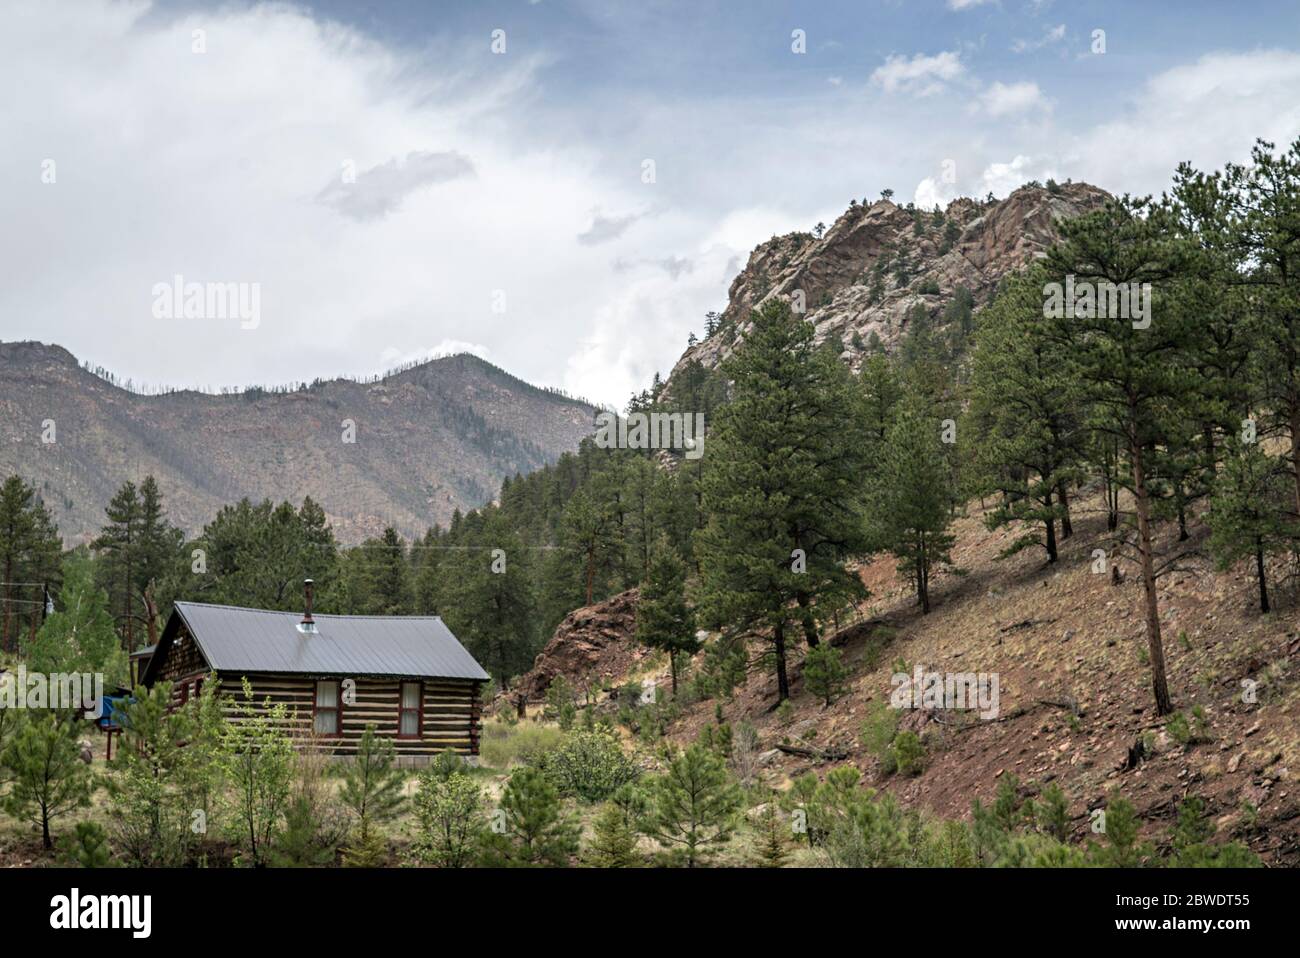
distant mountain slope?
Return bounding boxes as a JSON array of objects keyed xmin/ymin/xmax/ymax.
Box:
[
  {"xmin": 0, "ymin": 342, "xmax": 595, "ymax": 545},
  {"xmin": 665, "ymin": 181, "xmax": 1112, "ymax": 390}
]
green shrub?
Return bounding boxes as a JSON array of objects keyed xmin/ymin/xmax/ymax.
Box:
[
  {"xmin": 540, "ymin": 730, "xmax": 639, "ymax": 802},
  {"xmin": 860, "ymin": 700, "xmax": 899, "ymax": 765},
  {"xmin": 412, "ymin": 769, "xmax": 485, "ymax": 868},
  {"xmin": 803, "ymin": 644, "xmax": 850, "ymax": 706},
  {"xmin": 1032, "ymin": 783, "xmax": 1070, "ymax": 842},
  {"xmin": 479, "ymin": 766, "xmax": 580, "ymax": 867},
  {"xmin": 890, "ymin": 731, "xmax": 926, "ymax": 776},
  {"xmin": 1166, "ymin": 704, "xmax": 1212, "ymax": 745},
  {"xmin": 72, "ymin": 821, "xmax": 113, "ymax": 868}
]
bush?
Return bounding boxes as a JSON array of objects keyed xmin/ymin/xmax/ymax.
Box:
[
  {"xmin": 1166, "ymin": 705, "xmax": 1212, "ymax": 746},
  {"xmin": 412, "ymin": 769, "xmax": 485, "ymax": 868},
  {"xmin": 1031, "ymin": 782, "xmax": 1070, "ymax": 842},
  {"xmin": 860, "ymin": 701, "xmax": 899, "ymax": 761},
  {"xmin": 480, "ymin": 766, "xmax": 580, "ymax": 866},
  {"xmin": 803, "ymin": 644, "xmax": 850, "ymax": 706},
  {"xmin": 540, "ymin": 730, "xmax": 639, "ymax": 802},
  {"xmin": 71, "ymin": 822, "xmax": 113, "ymax": 868},
  {"xmin": 479, "ymin": 720, "xmax": 565, "ymax": 770},
  {"xmin": 889, "ymin": 731, "xmax": 926, "ymax": 776}
]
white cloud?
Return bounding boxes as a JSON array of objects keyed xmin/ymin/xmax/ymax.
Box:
[
  {"xmin": 1067, "ymin": 50, "xmax": 1300, "ymax": 192},
  {"xmin": 577, "ymin": 209, "xmax": 644, "ymax": 245},
  {"xmin": 871, "ymin": 51, "xmax": 965, "ymax": 97},
  {"xmin": 978, "ymin": 81, "xmax": 1049, "ymax": 116},
  {"xmin": 317, "ymin": 151, "xmax": 474, "ymax": 221},
  {"xmin": 980, "ymin": 155, "xmax": 1045, "ymax": 196},
  {"xmin": 949, "ymin": 0, "xmax": 996, "ymax": 9},
  {"xmin": 914, "ymin": 176, "xmax": 960, "ymax": 210},
  {"xmin": 1012, "ymin": 24, "xmax": 1066, "ymax": 53},
  {"xmin": 0, "ymin": 0, "xmax": 718, "ymax": 407}
]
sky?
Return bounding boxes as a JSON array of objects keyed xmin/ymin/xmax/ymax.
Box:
[{"xmin": 4, "ymin": 0, "xmax": 1300, "ymax": 408}]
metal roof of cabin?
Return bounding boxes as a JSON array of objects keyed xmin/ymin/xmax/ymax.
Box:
[{"xmin": 159, "ymin": 601, "xmax": 489, "ymax": 681}]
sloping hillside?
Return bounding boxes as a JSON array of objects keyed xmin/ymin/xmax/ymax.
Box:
[
  {"xmin": 521, "ymin": 486, "xmax": 1300, "ymax": 865},
  {"xmin": 0, "ymin": 341, "xmax": 595, "ymax": 545}
]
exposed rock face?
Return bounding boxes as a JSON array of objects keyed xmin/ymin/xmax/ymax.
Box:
[
  {"xmin": 666, "ymin": 182, "xmax": 1112, "ymax": 389},
  {"xmin": 517, "ymin": 589, "xmax": 641, "ymax": 701},
  {"xmin": 0, "ymin": 341, "xmax": 596, "ymax": 545}
]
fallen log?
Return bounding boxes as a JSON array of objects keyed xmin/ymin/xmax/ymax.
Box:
[{"xmin": 775, "ymin": 743, "xmax": 850, "ymax": 761}]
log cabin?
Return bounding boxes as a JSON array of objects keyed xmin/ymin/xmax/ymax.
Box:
[{"xmin": 141, "ymin": 581, "xmax": 489, "ymax": 764}]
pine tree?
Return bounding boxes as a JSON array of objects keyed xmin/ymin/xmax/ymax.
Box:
[
  {"xmin": 584, "ymin": 801, "xmax": 640, "ymax": 867},
  {"xmin": 635, "ymin": 538, "xmax": 698, "ymax": 695},
  {"xmin": 0, "ymin": 474, "xmax": 61, "ymax": 653},
  {"xmin": 357, "ymin": 527, "xmax": 412, "ymax": 615},
  {"xmin": 92, "ymin": 479, "xmax": 144, "ymax": 650},
  {"xmin": 340, "ymin": 724, "xmax": 407, "ymax": 842},
  {"xmin": 72, "ymin": 821, "xmax": 113, "ymax": 868},
  {"xmin": 1043, "ymin": 196, "xmax": 1197, "ymax": 715},
  {"xmin": 753, "ymin": 803, "xmax": 790, "ymax": 867},
  {"xmin": 802, "ymin": 643, "xmax": 849, "ymax": 706},
  {"xmin": 558, "ymin": 487, "xmax": 619, "ymax": 606},
  {"xmin": 967, "ymin": 267, "xmax": 1085, "ymax": 563},
  {"xmin": 866, "ymin": 391, "xmax": 957, "ymax": 613},
  {"xmin": 481, "ymin": 766, "xmax": 579, "ymax": 866},
  {"xmin": 1217, "ymin": 138, "xmax": 1300, "ymax": 523},
  {"xmin": 1208, "ymin": 439, "xmax": 1293, "ymax": 612},
  {"xmin": 136, "ymin": 476, "xmax": 183, "ymax": 645},
  {"xmin": 1, "ymin": 712, "xmax": 93, "ymax": 850},
  {"xmin": 699, "ymin": 298, "xmax": 870, "ymax": 701},
  {"xmin": 645, "ymin": 743, "xmax": 743, "ymax": 867}
]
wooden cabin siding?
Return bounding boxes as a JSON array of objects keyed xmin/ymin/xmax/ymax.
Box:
[
  {"xmin": 153, "ymin": 624, "xmax": 211, "ymax": 707},
  {"xmin": 215, "ymin": 672, "xmax": 484, "ymax": 761}
]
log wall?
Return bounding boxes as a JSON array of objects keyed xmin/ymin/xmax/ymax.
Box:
[{"xmin": 210, "ymin": 672, "xmax": 484, "ymax": 761}]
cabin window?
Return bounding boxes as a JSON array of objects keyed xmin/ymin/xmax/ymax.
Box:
[
  {"xmin": 399, "ymin": 681, "xmax": 421, "ymax": 738},
  {"xmin": 314, "ymin": 680, "xmax": 341, "ymax": 735},
  {"xmin": 193, "ymin": 678, "xmax": 204, "ymax": 700}
]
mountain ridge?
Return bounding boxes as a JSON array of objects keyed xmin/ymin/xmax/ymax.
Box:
[{"xmin": 0, "ymin": 341, "xmax": 596, "ymax": 546}]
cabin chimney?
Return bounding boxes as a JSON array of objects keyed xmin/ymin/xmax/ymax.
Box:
[{"xmin": 298, "ymin": 579, "xmax": 317, "ymax": 634}]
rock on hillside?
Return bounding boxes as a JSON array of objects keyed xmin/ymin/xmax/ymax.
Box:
[
  {"xmin": 516, "ymin": 589, "xmax": 642, "ymax": 702},
  {"xmin": 666, "ymin": 181, "xmax": 1110, "ymax": 390}
]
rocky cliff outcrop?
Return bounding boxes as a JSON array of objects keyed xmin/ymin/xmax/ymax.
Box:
[
  {"xmin": 667, "ymin": 181, "xmax": 1111, "ymax": 389},
  {"xmin": 516, "ymin": 589, "xmax": 642, "ymax": 701}
]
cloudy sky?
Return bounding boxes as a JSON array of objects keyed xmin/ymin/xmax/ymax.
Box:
[{"xmin": 4, "ymin": 0, "xmax": 1300, "ymax": 407}]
